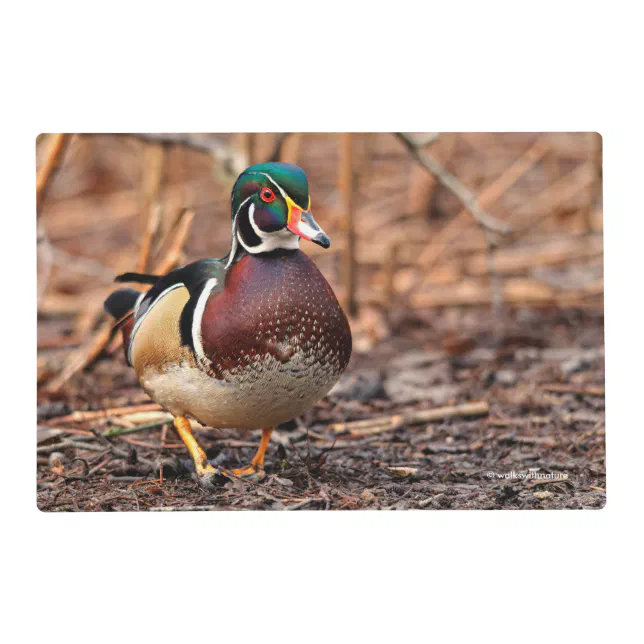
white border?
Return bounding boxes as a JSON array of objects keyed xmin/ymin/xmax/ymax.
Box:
[{"xmin": 8, "ymin": 3, "xmax": 643, "ymax": 641}]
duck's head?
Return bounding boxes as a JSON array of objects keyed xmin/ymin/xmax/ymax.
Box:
[{"xmin": 229, "ymin": 162, "xmax": 329, "ymax": 257}]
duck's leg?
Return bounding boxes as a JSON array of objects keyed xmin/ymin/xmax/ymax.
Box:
[
  {"xmin": 173, "ymin": 416, "xmax": 223, "ymax": 490},
  {"xmin": 232, "ymin": 427, "xmax": 274, "ymax": 480}
]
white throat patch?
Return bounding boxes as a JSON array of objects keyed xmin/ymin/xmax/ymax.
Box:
[{"xmin": 237, "ymin": 202, "xmax": 300, "ymax": 254}]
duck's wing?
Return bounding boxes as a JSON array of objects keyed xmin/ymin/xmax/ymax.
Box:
[
  {"xmin": 114, "ymin": 259, "xmax": 227, "ymax": 366},
  {"xmin": 176, "ymin": 260, "xmax": 228, "ymax": 368}
]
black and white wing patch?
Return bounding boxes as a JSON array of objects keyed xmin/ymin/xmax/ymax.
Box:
[
  {"xmin": 117, "ymin": 260, "xmax": 226, "ymax": 367},
  {"xmin": 178, "ymin": 260, "xmax": 226, "ymax": 368}
]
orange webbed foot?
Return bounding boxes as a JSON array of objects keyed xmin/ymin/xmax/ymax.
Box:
[{"xmin": 230, "ymin": 464, "xmax": 266, "ymax": 481}]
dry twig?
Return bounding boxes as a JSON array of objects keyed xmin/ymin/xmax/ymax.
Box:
[
  {"xmin": 137, "ymin": 143, "xmax": 166, "ymax": 272},
  {"xmin": 152, "ymin": 208, "xmax": 195, "ymax": 273},
  {"xmin": 330, "ymin": 400, "xmax": 489, "ymax": 436},
  {"xmin": 51, "ymin": 403, "xmax": 162, "ymax": 424},
  {"xmin": 541, "ymin": 384, "xmax": 605, "ymax": 396},
  {"xmin": 395, "ymin": 132, "xmax": 510, "ymax": 235},
  {"xmin": 36, "ymin": 134, "xmax": 73, "ymax": 214}
]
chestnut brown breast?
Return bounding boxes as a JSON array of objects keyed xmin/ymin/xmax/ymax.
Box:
[{"xmin": 201, "ymin": 249, "xmax": 352, "ymax": 383}]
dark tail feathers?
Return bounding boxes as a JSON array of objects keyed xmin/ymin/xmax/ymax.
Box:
[
  {"xmin": 115, "ymin": 272, "xmax": 159, "ymax": 285},
  {"xmin": 106, "ymin": 272, "xmax": 160, "ymax": 320},
  {"xmin": 104, "ymin": 288, "xmax": 140, "ymax": 320}
]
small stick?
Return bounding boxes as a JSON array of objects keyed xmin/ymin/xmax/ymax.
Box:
[
  {"xmin": 103, "ymin": 417, "xmax": 172, "ymax": 437},
  {"xmin": 120, "ymin": 438, "xmax": 182, "ymax": 450},
  {"xmin": 51, "ymin": 402, "xmax": 162, "ymax": 424},
  {"xmin": 37, "ymin": 440, "xmax": 107, "ymax": 455},
  {"xmin": 541, "ymin": 384, "xmax": 605, "ymax": 396},
  {"xmin": 488, "ymin": 416, "xmax": 550, "ymax": 427},
  {"xmin": 137, "ymin": 143, "xmax": 166, "ymax": 272},
  {"xmin": 87, "ymin": 456, "xmax": 113, "ymax": 477},
  {"xmin": 284, "ymin": 498, "xmax": 315, "ymax": 511},
  {"xmin": 152, "ymin": 208, "xmax": 195, "ymax": 274},
  {"xmin": 331, "ymin": 401, "xmax": 489, "ymax": 435},
  {"xmin": 387, "ymin": 466, "xmax": 420, "ymax": 478},
  {"xmin": 405, "ymin": 401, "xmax": 489, "ymax": 423},
  {"xmin": 138, "ymin": 203, "xmax": 163, "ymax": 272},
  {"xmin": 36, "ymin": 133, "xmax": 73, "ymax": 214}
]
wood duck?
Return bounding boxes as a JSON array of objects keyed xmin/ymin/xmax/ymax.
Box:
[{"xmin": 104, "ymin": 162, "xmax": 352, "ymax": 489}]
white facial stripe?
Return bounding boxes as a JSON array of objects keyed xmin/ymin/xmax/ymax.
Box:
[
  {"xmin": 248, "ymin": 202, "xmax": 259, "ymax": 236},
  {"xmin": 226, "ymin": 216, "xmax": 239, "ymax": 269},
  {"xmin": 234, "ymin": 195, "xmax": 253, "ymax": 218},
  {"xmin": 128, "ymin": 282, "xmax": 184, "ymax": 364},
  {"xmin": 192, "ymin": 278, "xmax": 218, "ymax": 368},
  {"xmin": 226, "ymin": 195, "xmax": 253, "ymax": 268}
]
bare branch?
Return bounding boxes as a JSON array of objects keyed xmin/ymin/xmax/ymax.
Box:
[
  {"xmin": 395, "ymin": 132, "xmax": 510, "ymax": 235},
  {"xmin": 123, "ymin": 133, "xmax": 229, "ymax": 156},
  {"xmin": 100, "ymin": 133, "xmax": 248, "ymax": 178}
]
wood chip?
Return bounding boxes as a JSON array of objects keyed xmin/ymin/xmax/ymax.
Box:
[{"xmin": 387, "ymin": 466, "xmax": 420, "ymax": 478}]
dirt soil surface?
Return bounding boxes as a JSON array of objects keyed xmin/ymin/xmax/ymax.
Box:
[{"xmin": 37, "ymin": 307, "xmax": 605, "ymax": 511}]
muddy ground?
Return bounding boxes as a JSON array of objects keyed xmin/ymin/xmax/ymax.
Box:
[{"xmin": 37, "ymin": 307, "xmax": 605, "ymax": 511}]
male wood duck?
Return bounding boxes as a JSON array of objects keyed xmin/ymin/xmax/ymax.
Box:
[{"xmin": 104, "ymin": 162, "xmax": 352, "ymax": 489}]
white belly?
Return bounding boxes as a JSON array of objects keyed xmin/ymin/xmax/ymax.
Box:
[{"xmin": 139, "ymin": 351, "xmax": 342, "ymax": 429}]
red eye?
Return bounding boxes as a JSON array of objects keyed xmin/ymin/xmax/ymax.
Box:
[{"xmin": 260, "ymin": 187, "xmax": 275, "ymax": 203}]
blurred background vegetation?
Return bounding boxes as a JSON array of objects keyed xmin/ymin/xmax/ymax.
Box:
[{"xmin": 36, "ymin": 132, "xmax": 602, "ymax": 393}]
